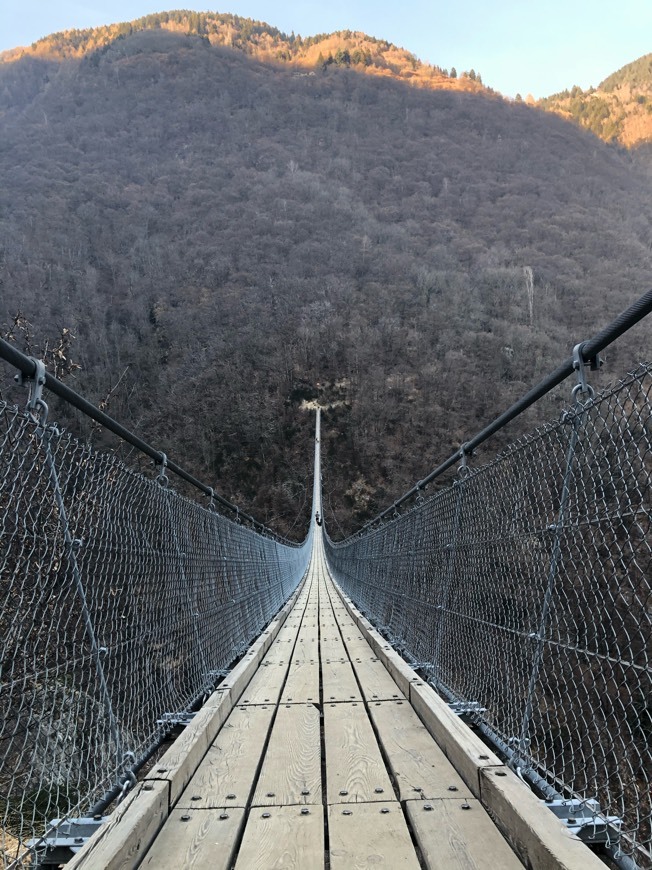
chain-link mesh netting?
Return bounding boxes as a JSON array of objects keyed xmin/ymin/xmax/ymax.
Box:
[
  {"xmin": 0, "ymin": 405, "xmax": 311, "ymax": 867},
  {"xmin": 325, "ymin": 363, "xmax": 652, "ymax": 867}
]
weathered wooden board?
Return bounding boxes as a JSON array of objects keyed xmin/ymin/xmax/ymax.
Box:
[
  {"xmin": 324, "ymin": 702, "xmax": 394, "ymax": 803},
  {"xmin": 253, "ymin": 703, "xmax": 322, "ymax": 806},
  {"xmin": 410, "ymin": 682, "xmax": 501, "ymax": 797},
  {"xmin": 143, "ymin": 695, "xmax": 233, "ymax": 805},
  {"xmin": 340, "ymin": 632, "xmax": 377, "ymax": 659},
  {"xmin": 238, "ymin": 657, "xmax": 289, "ymax": 706},
  {"xmin": 405, "ymin": 798, "xmax": 523, "ymax": 869},
  {"xmin": 67, "ymin": 780, "xmax": 169, "ymax": 870},
  {"xmin": 321, "ymin": 659, "xmax": 362, "ymax": 703},
  {"xmin": 480, "ymin": 767, "xmax": 605, "ymax": 870},
  {"xmin": 368, "ymin": 700, "xmax": 469, "ymax": 801},
  {"xmin": 140, "ymin": 808, "xmax": 245, "ymax": 870},
  {"xmin": 282, "ymin": 658, "xmax": 320, "ymax": 704},
  {"xmin": 235, "ymin": 805, "xmax": 324, "ymax": 870},
  {"xmin": 328, "ymin": 803, "xmax": 420, "ymax": 870},
  {"xmin": 349, "ymin": 656, "xmax": 405, "ymax": 702},
  {"xmin": 177, "ymin": 705, "xmax": 275, "ymax": 809},
  {"xmin": 381, "ymin": 649, "xmax": 420, "ymax": 697}
]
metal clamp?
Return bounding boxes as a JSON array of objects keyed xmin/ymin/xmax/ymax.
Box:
[
  {"xmin": 28, "ymin": 816, "xmax": 108, "ymax": 865},
  {"xmin": 157, "ymin": 711, "xmax": 197, "ymax": 728},
  {"xmin": 156, "ymin": 452, "xmax": 169, "ymax": 487},
  {"xmin": 16, "ymin": 357, "xmax": 48, "ymax": 424},
  {"xmin": 457, "ymin": 443, "xmax": 472, "ymax": 478},
  {"xmin": 572, "ymin": 342, "xmax": 601, "ymax": 401},
  {"xmin": 543, "ymin": 797, "xmax": 621, "ymax": 845}
]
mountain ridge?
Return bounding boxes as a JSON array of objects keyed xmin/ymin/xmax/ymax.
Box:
[
  {"xmin": 4, "ymin": 10, "xmax": 652, "ymax": 148},
  {"xmin": 0, "ymin": 9, "xmax": 489, "ymax": 96},
  {"xmin": 538, "ymin": 52, "xmax": 652, "ymax": 147}
]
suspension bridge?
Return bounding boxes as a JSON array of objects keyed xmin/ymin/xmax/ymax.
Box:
[{"xmin": 1, "ymin": 289, "xmax": 651, "ymax": 869}]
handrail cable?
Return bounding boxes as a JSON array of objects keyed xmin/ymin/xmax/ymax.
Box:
[
  {"xmin": 0, "ymin": 337, "xmax": 287, "ymax": 541},
  {"xmin": 359, "ymin": 286, "xmax": 652, "ymax": 531}
]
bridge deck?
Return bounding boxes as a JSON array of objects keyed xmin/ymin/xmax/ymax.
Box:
[{"xmin": 138, "ymin": 533, "xmax": 523, "ymax": 869}]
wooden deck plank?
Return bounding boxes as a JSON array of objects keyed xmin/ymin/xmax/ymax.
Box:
[
  {"xmin": 410, "ymin": 682, "xmax": 501, "ymax": 797},
  {"xmin": 66, "ymin": 781, "xmax": 169, "ymax": 870},
  {"xmin": 281, "ymin": 658, "xmax": 320, "ymax": 703},
  {"xmin": 349, "ymin": 656, "xmax": 406, "ymax": 702},
  {"xmin": 235, "ymin": 805, "xmax": 324, "ymax": 870},
  {"xmin": 328, "ymin": 803, "xmax": 420, "ymax": 870},
  {"xmin": 238, "ymin": 660, "xmax": 288, "ymax": 706},
  {"xmin": 321, "ymin": 659, "xmax": 362, "ymax": 703},
  {"xmin": 177, "ymin": 705, "xmax": 275, "ymax": 809},
  {"xmin": 253, "ymin": 703, "xmax": 322, "ymax": 806},
  {"xmin": 324, "ymin": 702, "xmax": 394, "ymax": 803},
  {"xmin": 368, "ymin": 699, "xmax": 469, "ymax": 801},
  {"xmin": 340, "ymin": 632, "xmax": 378, "ymax": 659},
  {"xmin": 405, "ymin": 798, "xmax": 524, "ymax": 869},
  {"xmin": 140, "ymin": 808, "xmax": 245, "ymax": 870}
]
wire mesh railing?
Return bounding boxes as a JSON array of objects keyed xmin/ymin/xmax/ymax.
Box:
[
  {"xmin": 325, "ymin": 361, "xmax": 652, "ymax": 867},
  {"xmin": 0, "ymin": 369, "xmax": 312, "ymax": 867}
]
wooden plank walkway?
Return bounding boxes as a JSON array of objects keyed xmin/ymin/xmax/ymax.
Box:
[
  {"xmin": 137, "ymin": 532, "xmax": 525, "ymax": 869},
  {"xmin": 68, "ymin": 411, "xmax": 606, "ymax": 870}
]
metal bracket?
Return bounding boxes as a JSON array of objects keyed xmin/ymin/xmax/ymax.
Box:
[
  {"xmin": 448, "ymin": 701, "xmax": 487, "ymax": 722},
  {"xmin": 572, "ymin": 342, "xmax": 602, "ymax": 399},
  {"xmin": 542, "ymin": 798, "xmax": 621, "ymax": 844},
  {"xmin": 457, "ymin": 442, "xmax": 472, "ymax": 478},
  {"xmin": 157, "ymin": 711, "xmax": 197, "ymax": 728},
  {"xmin": 28, "ymin": 816, "xmax": 107, "ymax": 865},
  {"xmin": 15, "ymin": 358, "xmax": 48, "ymax": 421},
  {"xmin": 156, "ymin": 452, "xmax": 169, "ymax": 487}
]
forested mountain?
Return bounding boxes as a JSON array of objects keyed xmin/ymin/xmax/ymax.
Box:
[
  {"xmin": 539, "ymin": 53, "xmax": 652, "ymax": 147},
  {"xmin": 0, "ymin": 10, "xmax": 488, "ymax": 95},
  {"xmin": 1, "ymin": 20, "xmax": 651, "ymax": 537}
]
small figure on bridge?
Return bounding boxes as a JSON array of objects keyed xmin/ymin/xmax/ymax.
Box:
[{"xmin": 315, "ymin": 511, "xmax": 322, "ymax": 526}]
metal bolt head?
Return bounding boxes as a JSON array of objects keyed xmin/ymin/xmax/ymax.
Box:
[
  {"xmin": 479, "ymin": 755, "xmax": 489, "ymax": 760},
  {"xmin": 339, "ymin": 789, "xmax": 348, "ymax": 796},
  {"xmin": 380, "ymin": 807, "xmax": 390, "ymax": 814},
  {"xmin": 74, "ymin": 837, "xmax": 84, "ymax": 844},
  {"xmin": 226, "ymin": 793, "xmax": 236, "ymax": 800},
  {"xmin": 495, "ymin": 771, "xmax": 507, "ymax": 777},
  {"xmin": 301, "ymin": 808, "xmax": 310, "ymax": 815},
  {"xmin": 374, "ymin": 787, "xmax": 384, "ymax": 794},
  {"xmin": 424, "ymin": 804, "xmax": 433, "ymax": 811},
  {"xmin": 180, "ymin": 814, "xmax": 191, "ymax": 821},
  {"xmin": 219, "ymin": 813, "xmax": 229, "ymax": 820},
  {"xmin": 191, "ymin": 795, "xmax": 201, "ymax": 801},
  {"xmin": 342, "ymin": 809, "xmax": 353, "ymax": 815},
  {"xmin": 301, "ymin": 789, "xmax": 310, "ymax": 795},
  {"xmin": 461, "ymin": 803, "xmax": 471, "ymax": 810},
  {"xmin": 266, "ymin": 792, "xmax": 275, "ymax": 798},
  {"xmin": 156, "ymin": 768, "xmax": 167, "ymax": 773},
  {"xmin": 142, "ymin": 783, "xmax": 154, "ymax": 791},
  {"xmin": 448, "ymin": 785, "xmax": 458, "ymax": 792}
]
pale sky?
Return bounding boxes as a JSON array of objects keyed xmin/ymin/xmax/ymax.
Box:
[{"xmin": 1, "ymin": 1, "xmax": 651, "ymax": 99}]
